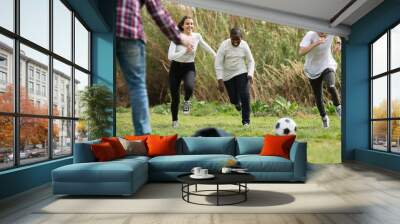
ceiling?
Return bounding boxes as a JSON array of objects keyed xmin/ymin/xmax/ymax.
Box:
[{"xmin": 176, "ymin": 0, "xmax": 384, "ymax": 37}]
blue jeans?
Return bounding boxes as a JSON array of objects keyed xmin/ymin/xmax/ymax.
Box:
[{"xmin": 117, "ymin": 38, "xmax": 151, "ymax": 135}]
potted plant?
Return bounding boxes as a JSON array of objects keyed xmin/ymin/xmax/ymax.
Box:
[{"xmin": 79, "ymin": 84, "xmax": 113, "ymax": 140}]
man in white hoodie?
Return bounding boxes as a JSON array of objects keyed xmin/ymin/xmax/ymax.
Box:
[{"xmin": 215, "ymin": 28, "xmax": 255, "ymax": 127}]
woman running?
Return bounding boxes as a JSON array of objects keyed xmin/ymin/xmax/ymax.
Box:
[{"xmin": 168, "ymin": 16, "xmax": 216, "ymax": 128}]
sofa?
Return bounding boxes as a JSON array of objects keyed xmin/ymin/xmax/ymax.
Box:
[{"xmin": 52, "ymin": 137, "xmax": 307, "ymax": 196}]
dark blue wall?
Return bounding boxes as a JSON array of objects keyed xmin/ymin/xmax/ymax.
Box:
[
  {"xmin": 0, "ymin": 158, "xmax": 72, "ymax": 199},
  {"xmin": 343, "ymin": 0, "xmax": 400, "ymax": 171}
]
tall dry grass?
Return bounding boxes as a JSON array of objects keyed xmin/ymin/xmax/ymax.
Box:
[{"xmin": 116, "ymin": 1, "xmax": 342, "ymax": 106}]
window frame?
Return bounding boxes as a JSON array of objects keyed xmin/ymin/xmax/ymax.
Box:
[
  {"xmin": 370, "ymin": 21, "xmax": 400, "ymax": 154},
  {"xmin": 0, "ymin": 0, "xmax": 92, "ymax": 171}
]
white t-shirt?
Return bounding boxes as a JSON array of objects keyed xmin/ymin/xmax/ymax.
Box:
[
  {"xmin": 167, "ymin": 32, "xmax": 216, "ymax": 63},
  {"xmin": 215, "ymin": 39, "xmax": 255, "ymax": 81},
  {"xmin": 299, "ymin": 31, "xmax": 337, "ymax": 79}
]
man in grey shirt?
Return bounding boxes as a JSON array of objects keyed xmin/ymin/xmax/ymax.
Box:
[{"xmin": 215, "ymin": 28, "xmax": 255, "ymax": 127}]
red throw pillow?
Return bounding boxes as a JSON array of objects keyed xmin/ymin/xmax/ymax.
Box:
[
  {"xmin": 91, "ymin": 142, "xmax": 117, "ymax": 161},
  {"xmin": 260, "ymin": 134, "xmax": 296, "ymax": 159},
  {"xmin": 146, "ymin": 134, "xmax": 178, "ymax": 157},
  {"xmin": 101, "ymin": 137, "xmax": 127, "ymax": 158}
]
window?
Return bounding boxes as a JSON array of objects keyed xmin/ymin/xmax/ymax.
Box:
[
  {"xmin": 28, "ymin": 67, "xmax": 34, "ymax": 80},
  {"xmin": 371, "ymin": 23, "xmax": 400, "ymax": 154},
  {"xmin": 42, "ymin": 85, "xmax": 46, "ymax": 97},
  {"xmin": 35, "ymin": 84, "xmax": 40, "ymax": 96},
  {"xmin": 53, "ymin": 59, "xmax": 72, "ymax": 117},
  {"xmin": 53, "ymin": 0, "xmax": 72, "ymax": 60},
  {"xmin": 0, "ymin": 34, "xmax": 13, "ymax": 113},
  {"xmin": 20, "ymin": 0, "xmax": 49, "ymax": 49},
  {"xmin": 35, "ymin": 70, "xmax": 41, "ymax": 81},
  {"xmin": 0, "ymin": 0, "xmax": 14, "ymax": 32},
  {"xmin": 28, "ymin": 81, "xmax": 34, "ymax": 94},
  {"xmin": 0, "ymin": 0, "xmax": 91, "ymax": 170},
  {"xmin": 75, "ymin": 17, "xmax": 90, "ymax": 70},
  {"xmin": 0, "ymin": 55, "xmax": 7, "ymax": 67},
  {"xmin": 0, "ymin": 54, "xmax": 7, "ymax": 88},
  {"xmin": 0, "ymin": 71, "xmax": 6, "ymax": 85}
]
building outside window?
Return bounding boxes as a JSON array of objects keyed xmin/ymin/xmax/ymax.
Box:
[{"xmin": 371, "ymin": 23, "xmax": 400, "ymax": 154}]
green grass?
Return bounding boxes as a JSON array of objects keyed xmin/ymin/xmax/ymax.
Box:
[{"xmin": 117, "ymin": 105, "xmax": 341, "ymax": 164}]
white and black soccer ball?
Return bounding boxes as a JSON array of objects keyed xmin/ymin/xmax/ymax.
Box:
[{"xmin": 274, "ymin": 117, "xmax": 297, "ymax": 136}]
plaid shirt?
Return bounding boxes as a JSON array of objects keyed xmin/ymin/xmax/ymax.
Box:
[{"xmin": 116, "ymin": 0, "xmax": 181, "ymax": 44}]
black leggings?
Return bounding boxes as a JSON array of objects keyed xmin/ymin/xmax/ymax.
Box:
[
  {"xmin": 169, "ymin": 61, "xmax": 196, "ymax": 121},
  {"xmin": 309, "ymin": 68, "xmax": 341, "ymax": 117}
]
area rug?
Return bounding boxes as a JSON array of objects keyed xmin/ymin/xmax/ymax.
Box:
[{"xmin": 37, "ymin": 183, "xmax": 361, "ymax": 214}]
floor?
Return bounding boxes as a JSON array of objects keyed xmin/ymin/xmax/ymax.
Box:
[{"xmin": 0, "ymin": 162, "xmax": 400, "ymax": 224}]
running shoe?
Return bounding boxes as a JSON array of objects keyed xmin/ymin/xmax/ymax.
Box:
[
  {"xmin": 172, "ymin": 120, "xmax": 179, "ymax": 128},
  {"xmin": 322, "ymin": 115, "xmax": 330, "ymax": 129},
  {"xmin": 183, "ymin": 101, "xmax": 190, "ymax": 114},
  {"xmin": 336, "ymin": 105, "xmax": 342, "ymax": 120},
  {"xmin": 243, "ymin": 123, "xmax": 250, "ymax": 128}
]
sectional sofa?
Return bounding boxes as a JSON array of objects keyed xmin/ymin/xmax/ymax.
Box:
[{"xmin": 52, "ymin": 137, "xmax": 307, "ymax": 196}]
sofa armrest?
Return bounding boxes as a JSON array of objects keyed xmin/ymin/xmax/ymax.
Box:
[
  {"xmin": 289, "ymin": 141, "xmax": 307, "ymax": 181},
  {"xmin": 73, "ymin": 140, "xmax": 100, "ymax": 163}
]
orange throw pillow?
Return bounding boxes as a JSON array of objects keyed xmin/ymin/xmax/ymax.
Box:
[
  {"xmin": 146, "ymin": 134, "xmax": 178, "ymax": 157},
  {"xmin": 260, "ymin": 134, "xmax": 296, "ymax": 159},
  {"xmin": 91, "ymin": 142, "xmax": 117, "ymax": 162},
  {"xmin": 101, "ymin": 137, "xmax": 127, "ymax": 158},
  {"xmin": 124, "ymin": 135, "xmax": 149, "ymax": 142}
]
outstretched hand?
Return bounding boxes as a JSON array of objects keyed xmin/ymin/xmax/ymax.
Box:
[
  {"xmin": 315, "ymin": 36, "xmax": 326, "ymax": 46},
  {"xmin": 180, "ymin": 33, "xmax": 193, "ymax": 51}
]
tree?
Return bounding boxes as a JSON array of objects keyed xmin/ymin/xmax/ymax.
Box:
[{"xmin": 0, "ymin": 85, "xmax": 59, "ymax": 150}]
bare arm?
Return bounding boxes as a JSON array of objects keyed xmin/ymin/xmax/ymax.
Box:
[
  {"xmin": 198, "ymin": 35, "xmax": 216, "ymax": 57},
  {"xmin": 215, "ymin": 42, "xmax": 225, "ymax": 80},
  {"xmin": 299, "ymin": 36, "xmax": 326, "ymax": 56}
]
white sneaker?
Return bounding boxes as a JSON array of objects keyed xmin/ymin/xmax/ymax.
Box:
[
  {"xmin": 336, "ymin": 105, "xmax": 342, "ymax": 120},
  {"xmin": 183, "ymin": 101, "xmax": 190, "ymax": 114},
  {"xmin": 172, "ymin": 120, "xmax": 179, "ymax": 128},
  {"xmin": 243, "ymin": 123, "xmax": 250, "ymax": 128},
  {"xmin": 322, "ymin": 115, "xmax": 330, "ymax": 129}
]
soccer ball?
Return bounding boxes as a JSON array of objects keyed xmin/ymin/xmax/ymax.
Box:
[{"xmin": 274, "ymin": 117, "xmax": 297, "ymax": 135}]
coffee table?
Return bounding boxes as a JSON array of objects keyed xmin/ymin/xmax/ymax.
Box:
[{"xmin": 177, "ymin": 172, "xmax": 255, "ymax": 206}]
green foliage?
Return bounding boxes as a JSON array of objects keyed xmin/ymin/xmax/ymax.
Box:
[
  {"xmin": 80, "ymin": 84, "xmax": 113, "ymax": 140},
  {"xmin": 270, "ymin": 96, "xmax": 299, "ymax": 116},
  {"xmin": 311, "ymin": 102, "xmax": 338, "ymax": 116},
  {"xmin": 117, "ymin": 107, "xmax": 341, "ymax": 164}
]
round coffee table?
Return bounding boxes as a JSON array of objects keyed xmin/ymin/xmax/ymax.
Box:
[{"xmin": 177, "ymin": 173, "xmax": 255, "ymax": 206}]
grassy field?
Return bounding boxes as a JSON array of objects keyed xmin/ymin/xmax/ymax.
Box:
[{"xmin": 117, "ymin": 105, "xmax": 341, "ymax": 164}]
